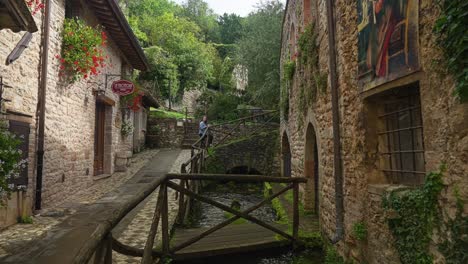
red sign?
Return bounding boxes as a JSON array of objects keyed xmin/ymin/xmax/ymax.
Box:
[{"xmin": 112, "ymin": 80, "xmax": 135, "ymax": 96}]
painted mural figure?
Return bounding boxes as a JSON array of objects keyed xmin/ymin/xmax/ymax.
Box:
[{"xmin": 358, "ymin": 0, "xmax": 419, "ymax": 91}]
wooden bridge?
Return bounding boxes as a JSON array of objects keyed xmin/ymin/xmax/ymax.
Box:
[{"xmin": 109, "ymin": 173, "xmax": 307, "ymax": 263}]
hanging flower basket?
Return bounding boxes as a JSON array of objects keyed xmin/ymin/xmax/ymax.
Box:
[
  {"xmin": 57, "ymin": 18, "xmax": 108, "ymax": 83},
  {"xmin": 26, "ymin": 0, "xmax": 45, "ymax": 15},
  {"xmin": 121, "ymin": 85, "xmax": 144, "ymax": 112}
]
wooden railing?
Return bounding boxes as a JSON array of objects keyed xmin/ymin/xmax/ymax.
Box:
[{"xmin": 112, "ymin": 174, "xmax": 306, "ymax": 264}]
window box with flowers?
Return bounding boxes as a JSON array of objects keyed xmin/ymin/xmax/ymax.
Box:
[{"xmin": 57, "ymin": 18, "xmax": 108, "ymax": 83}]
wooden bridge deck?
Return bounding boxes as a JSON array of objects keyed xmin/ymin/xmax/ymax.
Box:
[{"xmin": 171, "ymin": 223, "xmax": 290, "ymax": 260}]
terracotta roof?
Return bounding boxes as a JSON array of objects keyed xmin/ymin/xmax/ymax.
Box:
[{"xmin": 85, "ymin": 0, "xmax": 148, "ymax": 71}]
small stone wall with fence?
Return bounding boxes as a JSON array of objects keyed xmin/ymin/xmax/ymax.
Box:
[{"xmin": 146, "ymin": 117, "xmax": 185, "ymax": 148}]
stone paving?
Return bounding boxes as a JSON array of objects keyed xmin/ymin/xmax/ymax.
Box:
[
  {"xmin": 0, "ymin": 149, "xmax": 161, "ymax": 259},
  {"xmin": 113, "ymin": 150, "xmax": 191, "ymax": 264}
]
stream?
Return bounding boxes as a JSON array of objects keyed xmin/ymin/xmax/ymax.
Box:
[{"xmin": 175, "ymin": 183, "xmax": 324, "ymax": 264}]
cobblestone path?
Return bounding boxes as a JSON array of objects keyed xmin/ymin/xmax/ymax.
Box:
[
  {"xmin": 0, "ymin": 149, "xmax": 190, "ymax": 263},
  {"xmin": 113, "ymin": 150, "xmax": 190, "ymax": 264}
]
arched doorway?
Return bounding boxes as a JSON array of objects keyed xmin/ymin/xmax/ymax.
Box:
[
  {"xmin": 282, "ymin": 133, "xmax": 292, "ymax": 177},
  {"xmin": 304, "ymin": 123, "xmax": 319, "ymax": 213}
]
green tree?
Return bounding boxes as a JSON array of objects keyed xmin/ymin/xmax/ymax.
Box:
[
  {"xmin": 219, "ymin": 13, "xmax": 244, "ymax": 45},
  {"xmin": 140, "ymin": 46, "xmax": 179, "ymax": 100},
  {"xmin": 179, "ymin": 0, "xmax": 220, "ymax": 43},
  {"xmin": 236, "ymin": 0, "xmax": 284, "ymax": 110}
]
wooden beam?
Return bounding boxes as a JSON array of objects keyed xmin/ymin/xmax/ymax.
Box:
[
  {"xmin": 293, "ymin": 182, "xmax": 299, "ymax": 242},
  {"xmin": 141, "ymin": 185, "xmax": 166, "ymax": 264},
  {"xmin": 166, "ymin": 173, "xmax": 308, "ymax": 183},
  {"xmin": 112, "ymin": 237, "xmax": 162, "ymax": 258},
  {"xmin": 161, "ymin": 184, "xmax": 170, "ymax": 257},
  {"xmin": 168, "ymin": 182, "xmax": 294, "ymax": 253}
]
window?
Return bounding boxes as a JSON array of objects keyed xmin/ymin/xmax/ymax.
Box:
[
  {"xmin": 8, "ymin": 120, "xmax": 30, "ymax": 187},
  {"xmin": 65, "ymin": 0, "xmax": 80, "ymax": 19},
  {"xmin": 378, "ymin": 85, "xmax": 425, "ymax": 185}
]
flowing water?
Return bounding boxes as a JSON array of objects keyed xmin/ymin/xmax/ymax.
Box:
[{"xmin": 176, "ymin": 183, "xmax": 324, "ymax": 264}]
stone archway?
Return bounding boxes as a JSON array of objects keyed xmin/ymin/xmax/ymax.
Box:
[
  {"xmin": 282, "ymin": 132, "xmax": 292, "ymax": 177},
  {"xmin": 304, "ymin": 123, "xmax": 319, "ymax": 213}
]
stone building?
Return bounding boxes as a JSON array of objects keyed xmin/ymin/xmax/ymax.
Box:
[
  {"xmin": 0, "ymin": 0, "xmax": 154, "ymax": 228},
  {"xmin": 280, "ymin": 0, "xmax": 467, "ymax": 262}
]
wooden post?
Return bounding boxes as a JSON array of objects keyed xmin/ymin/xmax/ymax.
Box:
[
  {"xmin": 293, "ymin": 182, "xmax": 299, "ymax": 242},
  {"xmin": 141, "ymin": 186, "xmax": 166, "ymax": 264},
  {"xmin": 94, "ymin": 233, "xmax": 112, "ymax": 264},
  {"xmin": 161, "ymin": 183, "xmax": 170, "ymax": 257},
  {"xmin": 177, "ymin": 180, "xmax": 186, "ymax": 224}
]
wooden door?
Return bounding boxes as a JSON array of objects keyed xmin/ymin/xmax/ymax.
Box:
[{"xmin": 94, "ymin": 103, "xmax": 105, "ymax": 176}]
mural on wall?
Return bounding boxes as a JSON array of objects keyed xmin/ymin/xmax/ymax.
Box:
[{"xmin": 357, "ymin": 0, "xmax": 420, "ymax": 92}]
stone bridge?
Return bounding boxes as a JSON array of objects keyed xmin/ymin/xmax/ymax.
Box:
[{"xmin": 206, "ymin": 123, "xmax": 280, "ymax": 176}]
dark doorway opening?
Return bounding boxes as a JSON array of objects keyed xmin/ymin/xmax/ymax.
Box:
[
  {"xmin": 282, "ymin": 133, "xmax": 292, "ymax": 178},
  {"xmin": 305, "ymin": 124, "xmax": 319, "ymax": 214},
  {"xmin": 94, "ymin": 102, "xmax": 106, "ymax": 176}
]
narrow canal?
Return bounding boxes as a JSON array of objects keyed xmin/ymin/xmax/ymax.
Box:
[{"xmin": 175, "ymin": 182, "xmax": 324, "ymax": 264}]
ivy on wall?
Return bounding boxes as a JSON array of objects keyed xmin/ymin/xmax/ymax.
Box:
[
  {"xmin": 295, "ymin": 23, "xmax": 327, "ymax": 133},
  {"xmin": 434, "ymin": 0, "xmax": 468, "ymax": 102},
  {"xmin": 383, "ymin": 165, "xmax": 467, "ymax": 264}
]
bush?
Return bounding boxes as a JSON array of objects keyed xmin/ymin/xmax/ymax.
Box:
[{"xmin": 0, "ymin": 122, "xmax": 27, "ymax": 205}]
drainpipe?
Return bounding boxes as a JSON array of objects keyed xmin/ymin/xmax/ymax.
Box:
[
  {"xmin": 35, "ymin": 0, "xmax": 51, "ymax": 210},
  {"xmin": 325, "ymin": 0, "xmax": 344, "ymax": 244}
]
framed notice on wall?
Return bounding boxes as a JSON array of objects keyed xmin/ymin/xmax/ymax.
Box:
[{"xmin": 357, "ymin": 0, "xmax": 420, "ymax": 92}]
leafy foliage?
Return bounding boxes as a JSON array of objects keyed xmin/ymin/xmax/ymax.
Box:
[
  {"xmin": 352, "ymin": 222, "xmax": 368, "ymax": 241},
  {"xmin": 219, "ymin": 13, "xmax": 244, "ymax": 45},
  {"xmin": 124, "ymin": 0, "xmax": 217, "ymax": 101},
  {"xmin": 383, "ymin": 166, "xmax": 446, "ymax": 264},
  {"xmin": 324, "ymin": 246, "xmax": 345, "ymax": 264},
  {"xmin": 0, "ymin": 122, "xmax": 27, "ymax": 205},
  {"xmin": 439, "ymin": 187, "xmax": 468, "ymax": 264},
  {"xmin": 283, "ymin": 60, "xmax": 296, "ymax": 81},
  {"xmin": 434, "ymin": 0, "xmax": 468, "ymax": 102},
  {"xmin": 59, "ymin": 18, "xmax": 108, "ymax": 83},
  {"xmin": 150, "ymin": 109, "xmax": 186, "ymax": 120},
  {"xmin": 121, "ymin": 120, "xmax": 134, "ymax": 137},
  {"xmin": 179, "ymin": 0, "xmax": 220, "ymax": 43},
  {"xmin": 195, "ymin": 90, "xmax": 244, "ymax": 122},
  {"xmin": 236, "ymin": 1, "xmax": 284, "ymax": 109}
]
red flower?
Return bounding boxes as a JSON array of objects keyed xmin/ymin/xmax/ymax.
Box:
[
  {"xmin": 84, "ymin": 74, "xmax": 88, "ymax": 79},
  {"xmin": 74, "ymin": 61, "xmax": 79, "ymax": 65}
]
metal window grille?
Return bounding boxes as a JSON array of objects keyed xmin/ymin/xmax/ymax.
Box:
[{"xmin": 379, "ymin": 90, "xmax": 425, "ymax": 185}]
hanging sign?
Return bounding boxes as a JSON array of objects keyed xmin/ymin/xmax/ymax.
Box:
[{"xmin": 112, "ymin": 80, "xmax": 135, "ymax": 96}]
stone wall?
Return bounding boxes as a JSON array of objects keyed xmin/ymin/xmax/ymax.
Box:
[
  {"xmin": 0, "ymin": 0, "xmax": 143, "ymax": 227},
  {"xmin": 39, "ymin": 0, "xmax": 132, "ymax": 208},
  {"xmin": 146, "ymin": 117, "xmax": 185, "ymax": 149},
  {"xmin": 0, "ymin": 7, "xmax": 43, "ymax": 228},
  {"xmin": 281, "ymin": 0, "xmax": 467, "ymax": 262},
  {"xmin": 208, "ymin": 123, "xmax": 280, "ymax": 176}
]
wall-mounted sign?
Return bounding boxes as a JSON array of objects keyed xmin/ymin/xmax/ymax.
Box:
[{"xmin": 112, "ymin": 80, "xmax": 135, "ymax": 96}]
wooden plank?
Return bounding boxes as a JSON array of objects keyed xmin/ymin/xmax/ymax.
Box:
[
  {"xmin": 166, "ymin": 173, "xmax": 308, "ymax": 183},
  {"xmin": 171, "ymin": 224, "xmax": 290, "ymax": 260}
]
